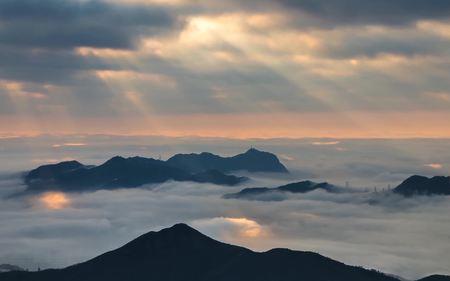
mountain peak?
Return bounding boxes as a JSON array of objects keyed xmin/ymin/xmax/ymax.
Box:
[
  {"xmin": 129, "ymin": 223, "xmax": 215, "ymax": 247},
  {"xmin": 0, "ymin": 224, "xmax": 444, "ymax": 281},
  {"xmin": 224, "ymin": 180, "xmax": 338, "ymax": 200},
  {"xmin": 167, "ymin": 149, "xmax": 289, "ymax": 173},
  {"xmin": 394, "ymin": 175, "xmax": 450, "ymax": 196},
  {"xmin": 165, "ymin": 223, "xmax": 197, "ymax": 233},
  {"xmin": 404, "ymin": 175, "xmax": 429, "ymax": 182},
  {"xmin": 417, "ymin": 275, "xmax": 450, "ymax": 281},
  {"xmin": 245, "ymin": 147, "xmax": 262, "ymax": 153},
  {"xmin": 104, "ymin": 156, "xmax": 126, "ymax": 164}
]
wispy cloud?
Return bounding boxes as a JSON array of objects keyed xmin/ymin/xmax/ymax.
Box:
[
  {"xmin": 424, "ymin": 163, "xmax": 443, "ymax": 169},
  {"xmin": 52, "ymin": 143, "xmax": 87, "ymax": 148},
  {"xmin": 311, "ymin": 141, "xmax": 340, "ymax": 146}
]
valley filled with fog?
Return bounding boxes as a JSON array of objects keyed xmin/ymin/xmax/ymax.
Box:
[{"xmin": 0, "ymin": 135, "xmax": 449, "ymax": 280}]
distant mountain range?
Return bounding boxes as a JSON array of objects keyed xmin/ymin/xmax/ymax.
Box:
[
  {"xmin": 224, "ymin": 180, "xmax": 338, "ymax": 200},
  {"xmin": 393, "ymin": 175, "xmax": 450, "ymax": 196},
  {"xmin": 1, "ymin": 223, "xmax": 446, "ymax": 281},
  {"xmin": 23, "ymin": 146, "xmax": 450, "ymax": 198},
  {"xmin": 225, "ymin": 174, "xmax": 450, "ymax": 201},
  {"xmin": 24, "ymin": 148, "xmax": 287, "ymax": 192}
]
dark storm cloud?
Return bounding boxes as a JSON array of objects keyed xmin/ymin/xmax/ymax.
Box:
[
  {"xmin": 0, "ymin": 0, "xmax": 449, "ymax": 121},
  {"xmin": 276, "ymin": 0, "xmax": 450, "ymax": 26},
  {"xmin": 0, "ymin": 45, "xmax": 115, "ymax": 83},
  {"xmin": 0, "ymin": 0, "xmax": 177, "ymax": 49}
]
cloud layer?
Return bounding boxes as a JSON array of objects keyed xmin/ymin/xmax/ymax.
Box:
[
  {"xmin": 275, "ymin": 0, "xmax": 450, "ymax": 26},
  {"xmin": 0, "ymin": 175, "xmax": 449, "ymax": 280},
  {"xmin": 0, "ymin": 0, "xmax": 177, "ymax": 49}
]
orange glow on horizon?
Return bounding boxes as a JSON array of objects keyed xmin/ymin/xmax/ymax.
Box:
[{"xmin": 1, "ymin": 111, "xmax": 450, "ymax": 139}]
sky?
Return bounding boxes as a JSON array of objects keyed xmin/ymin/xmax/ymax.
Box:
[{"xmin": 1, "ymin": 0, "xmax": 450, "ymax": 138}]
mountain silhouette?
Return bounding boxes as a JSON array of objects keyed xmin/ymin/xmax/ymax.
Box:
[
  {"xmin": 393, "ymin": 175, "xmax": 450, "ymax": 196},
  {"xmin": 224, "ymin": 180, "xmax": 337, "ymax": 200},
  {"xmin": 0, "ymin": 264, "xmax": 24, "ymax": 273},
  {"xmin": 2, "ymin": 223, "xmax": 442, "ymax": 281},
  {"xmin": 25, "ymin": 157, "xmax": 245, "ymax": 192},
  {"xmin": 417, "ymin": 275, "xmax": 450, "ymax": 281},
  {"xmin": 24, "ymin": 148, "xmax": 286, "ymax": 192},
  {"xmin": 166, "ymin": 148, "xmax": 289, "ymax": 173},
  {"xmin": 190, "ymin": 169, "xmax": 247, "ymax": 185},
  {"xmin": 26, "ymin": 160, "xmax": 85, "ymax": 182}
]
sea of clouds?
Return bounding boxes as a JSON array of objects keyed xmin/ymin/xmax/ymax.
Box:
[{"xmin": 0, "ymin": 135, "xmax": 449, "ymax": 280}]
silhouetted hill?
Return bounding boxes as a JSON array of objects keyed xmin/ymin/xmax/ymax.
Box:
[
  {"xmin": 167, "ymin": 148, "xmax": 289, "ymax": 173},
  {"xmin": 224, "ymin": 180, "xmax": 337, "ymax": 200},
  {"xmin": 25, "ymin": 156, "xmax": 245, "ymax": 192},
  {"xmin": 26, "ymin": 160, "xmax": 85, "ymax": 182},
  {"xmin": 190, "ymin": 170, "xmax": 247, "ymax": 185},
  {"xmin": 417, "ymin": 275, "xmax": 450, "ymax": 281},
  {"xmin": 0, "ymin": 223, "xmax": 431, "ymax": 281},
  {"xmin": 393, "ymin": 175, "xmax": 450, "ymax": 196},
  {"xmin": 0, "ymin": 264, "xmax": 24, "ymax": 273},
  {"xmin": 24, "ymin": 148, "xmax": 287, "ymax": 191}
]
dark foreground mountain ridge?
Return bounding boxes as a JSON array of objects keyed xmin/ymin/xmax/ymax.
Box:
[
  {"xmin": 2, "ymin": 223, "xmax": 445, "ymax": 281},
  {"xmin": 24, "ymin": 148, "xmax": 287, "ymax": 192}
]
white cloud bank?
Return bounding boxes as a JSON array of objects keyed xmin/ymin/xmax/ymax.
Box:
[{"xmin": 0, "ymin": 176, "xmax": 449, "ymax": 280}]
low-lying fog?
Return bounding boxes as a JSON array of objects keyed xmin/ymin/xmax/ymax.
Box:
[{"xmin": 0, "ymin": 135, "xmax": 449, "ymax": 280}]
